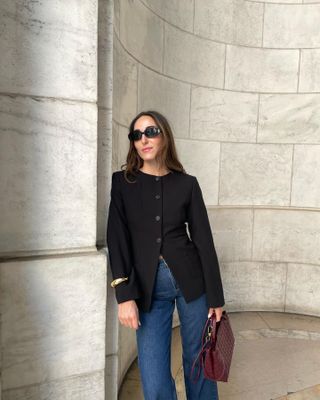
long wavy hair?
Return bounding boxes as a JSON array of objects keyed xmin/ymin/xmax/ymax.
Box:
[{"xmin": 121, "ymin": 110, "xmax": 186, "ymax": 183}]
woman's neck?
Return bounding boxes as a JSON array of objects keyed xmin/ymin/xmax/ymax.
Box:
[{"xmin": 139, "ymin": 164, "xmax": 170, "ymax": 176}]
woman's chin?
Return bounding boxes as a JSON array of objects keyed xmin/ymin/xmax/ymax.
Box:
[{"xmin": 140, "ymin": 154, "xmax": 156, "ymax": 161}]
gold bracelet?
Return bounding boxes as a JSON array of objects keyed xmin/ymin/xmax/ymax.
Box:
[{"xmin": 111, "ymin": 277, "xmax": 129, "ymax": 288}]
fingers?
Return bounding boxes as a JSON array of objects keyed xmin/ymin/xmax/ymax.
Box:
[
  {"xmin": 119, "ymin": 315, "xmax": 139, "ymax": 329},
  {"xmin": 215, "ymin": 309, "xmax": 222, "ymax": 322},
  {"xmin": 208, "ymin": 307, "xmax": 223, "ymax": 322},
  {"xmin": 118, "ymin": 301, "xmax": 140, "ymax": 330}
]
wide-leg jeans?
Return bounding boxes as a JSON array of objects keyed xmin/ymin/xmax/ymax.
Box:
[{"xmin": 136, "ymin": 258, "xmax": 219, "ymax": 400}]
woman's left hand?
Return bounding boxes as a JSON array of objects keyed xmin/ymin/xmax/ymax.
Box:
[{"xmin": 208, "ymin": 307, "xmax": 223, "ymax": 322}]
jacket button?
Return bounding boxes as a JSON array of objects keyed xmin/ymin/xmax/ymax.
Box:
[
  {"xmin": 155, "ymin": 194, "xmax": 160, "ymax": 199},
  {"xmin": 156, "ymin": 237, "xmax": 161, "ymax": 243},
  {"xmin": 155, "ymin": 215, "xmax": 160, "ymax": 221},
  {"xmin": 155, "ymin": 177, "xmax": 160, "ymax": 181}
]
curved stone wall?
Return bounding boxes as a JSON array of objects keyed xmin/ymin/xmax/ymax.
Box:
[{"xmin": 111, "ymin": 0, "xmax": 320, "ymax": 393}]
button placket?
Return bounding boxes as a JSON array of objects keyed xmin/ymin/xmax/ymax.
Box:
[{"xmin": 155, "ymin": 176, "xmax": 162, "ymax": 244}]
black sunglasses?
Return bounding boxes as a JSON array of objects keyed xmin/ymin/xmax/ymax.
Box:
[{"xmin": 128, "ymin": 126, "xmax": 161, "ymax": 141}]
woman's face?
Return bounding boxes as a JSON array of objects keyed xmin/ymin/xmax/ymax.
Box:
[{"xmin": 133, "ymin": 116, "xmax": 163, "ymax": 162}]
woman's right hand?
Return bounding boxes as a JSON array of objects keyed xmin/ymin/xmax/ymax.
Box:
[{"xmin": 118, "ymin": 300, "xmax": 141, "ymax": 330}]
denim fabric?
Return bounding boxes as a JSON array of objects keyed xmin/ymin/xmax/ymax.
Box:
[{"xmin": 136, "ymin": 258, "xmax": 219, "ymax": 400}]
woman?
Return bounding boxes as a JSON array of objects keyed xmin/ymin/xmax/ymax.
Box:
[{"xmin": 107, "ymin": 110, "xmax": 225, "ymax": 400}]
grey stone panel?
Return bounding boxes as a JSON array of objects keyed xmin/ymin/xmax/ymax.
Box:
[
  {"xmin": 286, "ymin": 263, "xmax": 320, "ymax": 316},
  {"xmin": 0, "ymin": 254, "xmax": 106, "ymax": 390},
  {"xmin": 252, "ymin": 209, "xmax": 320, "ymax": 265},
  {"xmin": 176, "ymin": 139, "xmax": 220, "ymax": 205},
  {"xmin": 191, "ymin": 86, "xmax": 258, "ymax": 142},
  {"xmin": 221, "ymin": 261, "xmax": 287, "ymax": 312},
  {"xmin": 141, "ymin": 0, "xmax": 194, "ymax": 32},
  {"xmin": 225, "ymin": 45, "xmax": 299, "ymax": 93},
  {"xmin": 113, "ymin": 36, "xmax": 138, "ymax": 127},
  {"xmin": 2, "ymin": 371, "xmax": 104, "ymax": 400},
  {"xmin": 0, "ymin": 0, "xmax": 97, "ymax": 101},
  {"xmin": 207, "ymin": 208, "xmax": 253, "ymax": 262},
  {"xmin": 114, "ymin": 0, "xmax": 120, "ymax": 38},
  {"xmin": 219, "ymin": 143, "xmax": 292, "ymax": 206},
  {"xmin": 164, "ymin": 23, "xmax": 225, "ymax": 87},
  {"xmin": 119, "ymin": 0, "xmax": 163, "ymax": 72},
  {"xmin": 194, "ymin": 0, "xmax": 263, "ymax": 47},
  {"xmin": 138, "ymin": 65, "xmax": 191, "ymax": 139},
  {"xmin": 264, "ymin": 3, "xmax": 320, "ymax": 48},
  {"xmin": 300, "ymin": 49, "xmax": 320, "ymax": 92},
  {"xmin": 252, "ymin": 0, "xmax": 302, "ymax": 3},
  {"xmin": 291, "ymin": 145, "xmax": 320, "ymax": 208},
  {"xmin": 258, "ymin": 94, "xmax": 320, "ymax": 144},
  {"xmin": 117, "ymin": 125, "xmax": 130, "ymax": 169},
  {"xmin": 0, "ymin": 95, "xmax": 97, "ymax": 254}
]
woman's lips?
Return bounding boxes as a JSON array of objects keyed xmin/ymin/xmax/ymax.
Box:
[{"xmin": 142, "ymin": 147, "xmax": 153, "ymax": 152}]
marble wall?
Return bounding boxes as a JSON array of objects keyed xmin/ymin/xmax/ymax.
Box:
[
  {"xmin": 110, "ymin": 0, "xmax": 320, "ymax": 396},
  {"xmin": 1, "ymin": 0, "xmax": 318, "ymax": 399},
  {"xmin": 0, "ymin": 1, "xmax": 107, "ymax": 399}
]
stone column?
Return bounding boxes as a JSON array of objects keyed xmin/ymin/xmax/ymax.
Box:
[{"xmin": 0, "ymin": 1, "xmax": 106, "ymax": 398}]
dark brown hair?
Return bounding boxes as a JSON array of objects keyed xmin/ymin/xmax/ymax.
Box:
[{"xmin": 121, "ymin": 110, "xmax": 186, "ymax": 183}]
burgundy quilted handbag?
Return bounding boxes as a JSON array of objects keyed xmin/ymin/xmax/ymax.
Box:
[{"xmin": 190, "ymin": 310, "xmax": 235, "ymax": 382}]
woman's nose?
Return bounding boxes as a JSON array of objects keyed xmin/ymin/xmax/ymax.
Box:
[{"xmin": 141, "ymin": 133, "xmax": 148, "ymax": 143}]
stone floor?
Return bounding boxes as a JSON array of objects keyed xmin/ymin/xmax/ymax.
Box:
[{"xmin": 119, "ymin": 311, "xmax": 320, "ymax": 400}]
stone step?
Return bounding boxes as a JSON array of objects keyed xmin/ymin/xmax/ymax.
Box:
[{"xmin": 275, "ymin": 384, "xmax": 320, "ymax": 399}]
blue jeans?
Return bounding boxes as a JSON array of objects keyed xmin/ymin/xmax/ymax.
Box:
[{"xmin": 136, "ymin": 258, "xmax": 219, "ymax": 400}]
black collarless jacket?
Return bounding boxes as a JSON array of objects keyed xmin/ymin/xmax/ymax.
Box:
[{"xmin": 106, "ymin": 169, "xmax": 225, "ymax": 313}]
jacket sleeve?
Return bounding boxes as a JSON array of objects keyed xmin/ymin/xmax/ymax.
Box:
[
  {"xmin": 186, "ymin": 176, "xmax": 225, "ymax": 308},
  {"xmin": 106, "ymin": 172, "xmax": 141, "ymax": 304}
]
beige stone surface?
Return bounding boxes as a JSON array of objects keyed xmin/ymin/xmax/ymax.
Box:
[
  {"xmin": 141, "ymin": 0, "xmax": 194, "ymax": 32},
  {"xmin": 98, "ymin": 108, "xmax": 113, "ymax": 176},
  {"xmin": 0, "ymin": 0, "xmax": 97, "ymax": 100},
  {"xmin": 164, "ymin": 23, "xmax": 225, "ymax": 87},
  {"xmin": 176, "ymin": 139, "xmax": 220, "ymax": 205},
  {"xmin": 190, "ymin": 87, "xmax": 258, "ymax": 143},
  {"xmin": 225, "ymin": 45, "xmax": 299, "ymax": 93},
  {"xmin": 286, "ymin": 263, "xmax": 320, "ymax": 316},
  {"xmin": 117, "ymin": 125, "xmax": 130, "ymax": 168},
  {"xmin": 253, "ymin": 0, "xmax": 302, "ymax": 2},
  {"xmin": 207, "ymin": 208, "xmax": 253, "ymax": 262},
  {"xmin": 2, "ymin": 371, "xmax": 105, "ymax": 400},
  {"xmin": 113, "ymin": 36, "xmax": 138, "ymax": 127},
  {"xmin": 120, "ymin": 0, "xmax": 163, "ymax": 72},
  {"xmin": 111, "ymin": 121, "xmax": 120, "ymax": 171},
  {"xmin": 228, "ymin": 311, "xmax": 269, "ymax": 332},
  {"xmin": 258, "ymin": 94, "xmax": 320, "ymax": 144},
  {"xmin": 258, "ymin": 311, "xmax": 320, "ymax": 332},
  {"xmin": 219, "ymin": 143, "xmax": 292, "ymax": 206},
  {"xmin": 138, "ymin": 65, "xmax": 191, "ymax": 139},
  {"xmin": 253, "ymin": 209, "xmax": 320, "ymax": 266},
  {"xmin": 194, "ymin": 0, "xmax": 263, "ymax": 47},
  {"xmin": 264, "ymin": 4, "xmax": 320, "ymax": 48},
  {"xmin": 292, "ymin": 145, "xmax": 320, "ymax": 208},
  {"xmin": 300, "ymin": 49, "xmax": 320, "ymax": 92},
  {"xmin": 98, "ymin": 0, "xmax": 114, "ymax": 111},
  {"xmin": 276, "ymin": 385, "xmax": 320, "ymax": 400},
  {"xmin": 0, "ymin": 95, "xmax": 97, "ymax": 254},
  {"xmin": 0, "ymin": 254, "xmax": 106, "ymax": 390},
  {"xmin": 221, "ymin": 262, "xmax": 287, "ymax": 311},
  {"xmin": 114, "ymin": 0, "xmax": 120, "ymax": 38}
]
